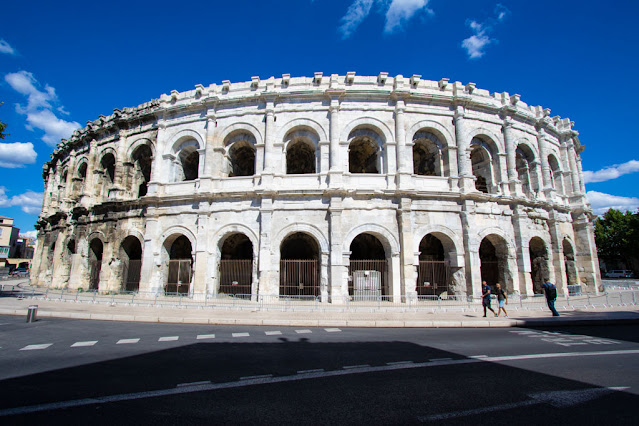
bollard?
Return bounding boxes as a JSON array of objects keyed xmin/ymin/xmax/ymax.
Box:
[{"xmin": 26, "ymin": 305, "xmax": 38, "ymax": 323}]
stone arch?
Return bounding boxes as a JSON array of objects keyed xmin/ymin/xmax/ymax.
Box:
[
  {"xmin": 213, "ymin": 224, "xmax": 260, "ymax": 258},
  {"xmin": 470, "ymin": 135, "xmax": 500, "ymax": 194},
  {"xmin": 160, "ymin": 226, "xmax": 197, "ymax": 252},
  {"xmin": 548, "ymin": 152, "xmax": 564, "ymax": 194},
  {"xmin": 343, "ymin": 224, "xmax": 399, "ymax": 256},
  {"xmin": 130, "ymin": 143, "xmax": 154, "ymax": 197},
  {"xmin": 119, "ymin": 235, "xmax": 143, "ymax": 292},
  {"xmin": 347, "ymin": 126, "xmax": 386, "ymax": 174},
  {"xmin": 217, "ymin": 231, "xmax": 255, "ymax": 296},
  {"xmin": 167, "ymin": 129, "xmax": 204, "ymax": 155},
  {"xmin": 168, "ymin": 130, "xmax": 203, "ymax": 182},
  {"xmin": 412, "ymin": 131, "xmax": 444, "ymax": 176},
  {"xmin": 97, "ymin": 149, "xmax": 116, "ymax": 198},
  {"xmin": 529, "ymin": 236, "xmax": 550, "ymax": 294},
  {"xmin": 219, "ymin": 122, "xmax": 264, "ymax": 147},
  {"xmin": 126, "ymin": 137, "xmax": 156, "ymax": 160},
  {"xmin": 277, "ymin": 118, "xmax": 327, "ymax": 143},
  {"xmin": 279, "ymin": 231, "xmax": 322, "ymax": 297},
  {"xmin": 72, "ymin": 157, "xmax": 89, "ymax": 196},
  {"xmin": 478, "ymin": 233, "xmax": 513, "ymax": 293},
  {"xmin": 408, "ymin": 120, "xmax": 454, "ymax": 149},
  {"xmin": 284, "ymin": 126, "xmax": 319, "ymax": 174},
  {"xmin": 161, "ymin": 231, "xmax": 195, "ymax": 295},
  {"xmin": 414, "ymin": 225, "xmax": 464, "ymax": 267},
  {"xmin": 466, "ymin": 127, "xmax": 504, "ymax": 153},
  {"xmin": 87, "ymin": 235, "xmax": 104, "ymax": 291},
  {"xmin": 223, "ymin": 129, "xmax": 257, "ymax": 177},
  {"xmin": 340, "ymin": 117, "xmax": 394, "ymax": 145},
  {"xmin": 516, "ymin": 142, "xmax": 539, "ymax": 196},
  {"xmin": 274, "ymin": 223, "xmax": 330, "ymax": 256}
]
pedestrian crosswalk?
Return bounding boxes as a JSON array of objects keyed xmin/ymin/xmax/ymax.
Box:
[{"xmin": 12, "ymin": 328, "xmax": 343, "ymax": 352}]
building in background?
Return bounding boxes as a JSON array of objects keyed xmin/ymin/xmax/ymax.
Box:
[{"xmin": 0, "ymin": 216, "xmax": 21, "ymax": 269}]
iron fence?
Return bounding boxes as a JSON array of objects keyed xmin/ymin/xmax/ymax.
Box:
[
  {"xmin": 166, "ymin": 260, "xmax": 192, "ymax": 294},
  {"xmin": 416, "ymin": 260, "xmax": 451, "ymax": 297},
  {"xmin": 348, "ymin": 260, "xmax": 387, "ymax": 298},
  {"xmin": 219, "ymin": 259, "xmax": 252, "ymax": 296},
  {"xmin": 280, "ymin": 259, "xmax": 319, "ymax": 296}
]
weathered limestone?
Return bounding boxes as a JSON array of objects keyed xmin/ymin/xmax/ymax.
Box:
[{"xmin": 31, "ymin": 75, "xmax": 601, "ymax": 302}]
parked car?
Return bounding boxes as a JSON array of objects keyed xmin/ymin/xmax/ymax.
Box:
[
  {"xmin": 9, "ymin": 268, "xmax": 29, "ymax": 277},
  {"xmin": 604, "ymin": 270, "xmax": 635, "ymax": 278}
]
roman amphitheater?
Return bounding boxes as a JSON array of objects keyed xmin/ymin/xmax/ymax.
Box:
[{"xmin": 30, "ymin": 73, "xmax": 600, "ymax": 303}]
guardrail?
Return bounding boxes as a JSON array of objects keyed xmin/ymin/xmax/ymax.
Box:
[{"xmin": 2, "ymin": 286, "xmax": 638, "ymax": 313}]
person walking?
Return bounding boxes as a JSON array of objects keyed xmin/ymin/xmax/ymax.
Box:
[
  {"xmin": 495, "ymin": 283, "xmax": 508, "ymax": 317},
  {"xmin": 481, "ymin": 280, "xmax": 497, "ymax": 317},
  {"xmin": 541, "ymin": 278, "xmax": 560, "ymax": 317}
]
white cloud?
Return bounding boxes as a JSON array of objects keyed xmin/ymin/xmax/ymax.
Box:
[
  {"xmin": 586, "ymin": 191, "xmax": 639, "ymax": 215},
  {"xmin": 339, "ymin": 0, "xmax": 431, "ymax": 38},
  {"xmin": 461, "ymin": 4, "xmax": 510, "ymax": 59},
  {"xmin": 4, "ymin": 71, "xmax": 80, "ymax": 146},
  {"xmin": 583, "ymin": 160, "xmax": 639, "ymax": 184},
  {"xmin": 0, "ymin": 186, "xmax": 44, "ymax": 216},
  {"xmin": 384, "ymin": 0, "xmax": 431, "ymax": 33},
  {"xmin": 0, "ymin": 142, "xmax": 37, "ymax": 168},
  {"xmin": 20, "ymin": 230, "xmax": 38, "ymax": 240},
  {"xmin": 0, "ymin": 40, "xmax": 16, "ymax": 55}
]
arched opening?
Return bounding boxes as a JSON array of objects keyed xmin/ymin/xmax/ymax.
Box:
[
  {"xmin": 219, "ymin": 233, "xmax": 253, "ymax": 296},
  {"xmin": 66, "ymin": 239, "xmax": 76, "ymax": 256},
  {"xmin": 529, "ymin": 237, "xmax": 549, "ymax": 294},
  {"xmin": 59, "ymin": 169, "xmax": 68, "ymax": 203},
  {"xmin": 413, "ymin": 132, "xmax": 442, "ymax": 176},
  {"xmin": 228, "ymin": 141, "xmax": 256, "ymax": 177},
  {"xmin": 286, "ymin": 141, "xmax": 316, "ymax": 174},
  {"xmin": 516, "ymin": 145, "xmax": 536, "ymax": 197},
  {"xmin": 132, "ymin": 144, "xmax": 152, "ymax": 197},
  {"xmin": 280, "ymin": 232, "xmax": 320, "ymax": 297},
  {"xmin": 99, "ymin": 153, "xmax": 116, "ymax": 199},
  {"xmin": 563, "ymin": 238, "xmax": 578, "ymax": 287},
  {"xmin": 479, "ymin": 235, "xmax": 510, "ymax": 292},
  {"xmin": 471, "ymin": 138, "xmax": 497, "ymax": 194},
  {"xmin": 417, "ymin": 234, "xmax": 451, "ymax": 297},
  {"xmin": 73, "ymin": 161, "xmax": 87, "ymax": 196},
  {"xmin": 348, "ymin": 128, "xmax": 381, "ymax": 174},
  {"xmin": 548, "ymin": 154, "xmax": 563, "ymax": 195},
  {"xmin": 349, "ymin": 233, "xmax": 388, "ymax": 299},
  {"xmin": 88, "ymin": 238, "xmax": 103, "ymax": 290},
  {"xmin": 165, "ymin": 235, "xmax": 193, "ymax": 295},
  {"xmin": 120, "ymin": 236, "xmax": 142, "ymax": 292},
  {"xmin": 178, "ymin": 147, "xmax": 199, "ymax": 181}
]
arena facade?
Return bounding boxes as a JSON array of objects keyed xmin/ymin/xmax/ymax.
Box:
[{"xmin": 30, "ymin": 73, "xmax": 600, "ymax": 302}]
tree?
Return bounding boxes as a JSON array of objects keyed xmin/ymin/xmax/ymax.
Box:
[
  {"xmin": 595, "ymin": 208, "xmax": 639, "ymax": 273},
  {"xmin": 0, "ymin": 101, "xmax": 8, "ymax": 139}
]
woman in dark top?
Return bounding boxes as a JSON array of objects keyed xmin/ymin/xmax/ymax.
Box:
[{"xmin": 495, "ymin": 282, "xmax": 508, "ymax": 317}]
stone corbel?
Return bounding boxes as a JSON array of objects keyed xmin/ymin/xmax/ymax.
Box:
[
  {"xmin": 438, "ymin": 78, "xmax": 449, "ymax": 90},
  {"xmin": 251, "ymin": 76, "xmax": 260, "ymax": 88},
  {"xmin": 410, "ymin": 74, "xmax": 421, "ymax": 87},
  {"xmin": 378, "ymin": 72, "xmax": 388, "ymax": 84},
  {"xmin": 313, "ymin": 72, "xmax": 323, "ymax": 85},
  {"xmin": 346, "ymin": 71, "xmax": 356, "ymax": 84},
  {"xmin": 281, "ymin": 73, "xmax": 290, "ymax": 87},
  {"xmin": 465, "ymin": 82, "xmax": 476, "ymax": 94}
]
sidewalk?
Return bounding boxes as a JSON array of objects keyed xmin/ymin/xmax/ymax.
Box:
[{"xmin": 1, "ymin": 288, "xmax": 638, "ymax": 328}]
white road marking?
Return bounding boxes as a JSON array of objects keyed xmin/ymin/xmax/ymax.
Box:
[
  {"xmin": 232, "ymin": 332, "xmax": 250, "ymax": 338},
  {"xmin": 158, "ymin": 336, "xmax": 179, "ymax": 342},
  {"xmin": 297, "ymin": 369, "xmax": 324, "ymax": 374},
  {"xmin": 324, "ymin": 328, "xmax": 342, "ymax": 332},
  {"xmin": 240, "ymin": 374, "xmax": 272, "ymax": 380},
  {"xmin": 20, "ymin": 344, "xmax": 52, "ymax": 351},
  {"xmin": 71, "ymin": 341, "xmax": 97, "ymax": 347},
  {"xmin": 116, "ymin": 338, "xmax": 139, "ymax": 344},
  {"xmin": 387, "ymin": 361, "xmax": 413, "ymax": 365},
  {"xmin": 265, "ymin": 331, "xmax": 282, "ymax": 336},
  {"xmin": 343, "ymin": 364, "xmax": 371, "ymax": 369},
  {"xmin": 295, "ymin": 329, "xmax": 312, "ymax": 334},
  {"xmin": 196, "ymin": 334, "xmax": 215, "ymax": 340},
  {"xmin": 176, "ymin": 381, "xmax": 211, "ymax": 388},
  {"xmin": 3, "ymin": 349, "xmax": 637, "ymax": 417},
  {"xmin": 469, "ymin": 355, "xmax": 488, "ymax": 358},
  {"xmin": 429, "ymin": 357, "xmax": 453, "ymax": 362}
]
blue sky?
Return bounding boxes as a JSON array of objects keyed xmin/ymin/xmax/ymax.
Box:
[{"xmin": 1, "ymin": 0, "xmax": 638, "ymax": 237}]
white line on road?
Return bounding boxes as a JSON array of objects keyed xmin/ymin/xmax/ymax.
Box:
[
  {"xmin": 429, "ymin": 357, "xmax": 453, "ymax": 362},
  {"xmin": 176, "ymin": 381, "xmax": 211, "ymax": 388},
  {"xmin": 387, "ymin": 361, "xmax": 414, "ymax": 365},
  {"xmin": 240, "ymin": 374, "xmax": 273, "ymax": 380},
  {"xmin": 116, "ymin": 339, "xmax": 140, "ymax": 344},
  {"xmin": 297, "ymin": 369, "xmax": 325, "ymax": 374},
  {"xmin": 295, "ymin": 329, "xmax": 312, "ymax": 334},
  {"xmin": 324, "ymin": 328, "xmax": 341, "ymax": 332},
  {"xmin": 469, "ymin": 355, "xmax": 488, "ymax": 358},
  {"xmin": 196, "ymin": 334, "xmax": 215, "ymax": 340},
  {"xmin": 3, "ymin": 349, "xmax": 638, "ymax": 417},
  {"xmin": 19, "ymin": 344, "xmax": 52, "ymax": 351},
  {"xmin": 343, "ymin": 364, "xmax": 371, "ymax": 369},
  {"xmin": 71, "ymin": 341, "xmax": 97, "ymax": 347},
  {"xmin": 158, "ymin": 336, "xmax": 179, "ymax": 342},
  {"xmin": 265, "ymin": 331, "xmax": 282, "ymax": 336},
  {"xmin": 232, "ymin": 332, "xmax": 250, "ymax": 338}
]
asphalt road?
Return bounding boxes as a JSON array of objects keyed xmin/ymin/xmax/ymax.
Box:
[{"xmin": 1, "ymin": 315, "xmax": 638, "ymax": 425}]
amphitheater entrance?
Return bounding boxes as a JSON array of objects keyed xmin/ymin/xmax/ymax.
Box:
[
  {"xmin": 280, "ymin": 232, "xmax": 320, "ymax": 297},
  {"xmin": 563, "ymin": 239, "xmax": 578, "ymax": 286},
  {"xmin": 120, "ymin": 236, "xmax": 142, "ymax": 292},
  {"xmin": 417, "ymin": 234, "xmax": 451, "ymax": 297},
  {"xmin": 479, "ymin": 236, "xmax": 509, "ymax": 291},
  {"xmin": 219, "ymin": 233, "xmax": 253, "ymax": 296},
  {"xmin": 88, "ymin": 239, "xmax": 103, "ymax": 290},
  {"xmin": 529, "ymin": 237, "xmax": 549, "ymax": 294},
  {"xmin": 348, "ymin": 233, "xmax": 388, "ymax": 299},
  {"xmin": 165, "ymin": 235, "xmax": 193, "ymax": 295}
]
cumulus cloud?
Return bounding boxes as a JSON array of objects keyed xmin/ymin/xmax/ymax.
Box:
[
  {"xmin": 0, "ymin": 142, "xmax": 37, "ymax": 168},
  {"xmin": 0, "ymin": 186, "xmax": 44, "ymax": 216},
  {"xmin": 0, "ymin": 39, "xmax": 16, "ymax": 55},
  {"xmin": 339, "ymin": 0, "xmax": 431, "ymax": 38},
  {"xmin": 583, "ymin": 160, "xmax": 639, "ymax": 184},
  {"xmin": 586, "ymin": 191, "xmax": 639, "ymax": 215},
  {"xmin": 4, "ymin": 71, "xmax": 80, "ymax": 146},
  {"xmin": 461, "ymin": 4, "xmax": 510, "ymax": 59},
  {"xmin": 20, "ymin": 230, "xmax": 38, "ymax": 239}
]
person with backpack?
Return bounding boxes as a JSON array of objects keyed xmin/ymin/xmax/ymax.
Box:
[
  {"xmin": 481, "ymin": 280, "xmax": 497, "ymax": 317},
  {"xmin": 541, "ymin": 278, "xmax": 560, "ymax": 317},
  {"xmin": 495, "ymin": 282, "xmax": 508, "ymax": 317}
]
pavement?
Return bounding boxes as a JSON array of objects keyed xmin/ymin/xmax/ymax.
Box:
[{"xmin": 1, "ymin": 280, "xmax": 638, "ymax": 328}]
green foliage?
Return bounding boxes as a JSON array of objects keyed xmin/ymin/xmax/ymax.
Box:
[
  {"xmin": 595, "ymin": 208, "xmax": 639, "ymax": 272},
  {"xmin": 0, "ymin": 101, "xmax": 7, "ymax": 140}
]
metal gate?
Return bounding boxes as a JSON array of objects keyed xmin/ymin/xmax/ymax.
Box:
[
  {"xmin": 166, "ymin": 259, "xmax": 192, "ymax": 295},
  {"xmin": 417, "ymin": 260, "xmax": 451, "ymax": 296},
  {"xmin": 348, "ymin": 259, "xmax": 387, "ymax": 297},
  {"xmin": 219, "ymin": 259, "xmax": 252, "ymax": 296},
  {"xmin": 280, "ymin": 259, "xmax": 319, "ymax": 297},
  {"xmin": 480, "ymin": 260, "xmax": 500, "ymax": 287},
  {"xmin": 89, "ymin": 259, "xmax": 101, "ymax": 290},
  {"xmin": 122, "ymin": 259, "xmax": 141, "ymax": 292}
]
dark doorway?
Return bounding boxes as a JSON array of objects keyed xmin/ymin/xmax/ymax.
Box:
[
  {"xmin": 529, "ymin": 237, "xmax": 549, "ymax": 294},
  {"xmin": 417, "ymin": 234, "xmax": 451, "ymax": 297},
  {"xmin": 479, "ymin": 237, "xmax": 508, "ymax": 290},
  {"xmin": 89, "ymin": 239, "xmax": 103, "ymax": 291},
  {"xmin": 349, "ymin": 139, "xmax": 379, "ymax": 173},
  {"xmin": 349, "ymin": 233, "xmax": 387, "ymax": 298},
  {"xmin": 166, "ymin": 235, "xmax": 192, "ymax": 295},
  {"xmin": 280, "ymin": 233, "xmax": 320, "ymax": 297},
  {"xmin": 180, "ymin": 149, "xmax": 199, "ymax": 181},
  {"xmin": 229, "ymin": 142, "xmax": 255, "ymax": 177},
  {"xmin": 286, "ymin": 141, "xmax": 315, "ymax": 174},
  {"xmin": 219, "ymin": 233, "xmax": 253, "ymax": 296},
  {"xmin": 132, "ymin": 145, "xmax": 152, "ymax": 197},
  {"xmin": 120, "ymin": 236, "xmax": 142, "ymax": 292}
]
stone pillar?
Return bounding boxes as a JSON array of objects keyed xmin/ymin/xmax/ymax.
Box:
[
  {"xmin": 566, "ymin": 142, "xmax": 581, "ymax": 195},
  {"xmin": 50, "ymin": 230, "xmax": 69, "ymax": 288},
  {"xmin": 80, "ymin": 139, "xmax": 98, "ymax": 208},
  {"xmin": 258, "ymin": 197, "xmax": 276, "ymax": 295},
  {"xmin": 328, "ymin": 98, "xmax": 343, "ymax": 187},
  {"xmin": 497, "ymin": 153, "xmax": 510, "ymax": 195},
  {"xmin": 454, "ymin": 108, "xmax": 474, "ymax": 192},
  {"xmin": 511, "ymin": 206, "xmax": 532, "ymax": 295},
  {"xmin": 148, "ymin": 121, "xmax": 167, "ymax": 195},
  {"xmin": 111, "ymin": 131, "xmax": 128, "ymax": 200},
  {"xmin": 460, "ymin": 202, "xmax": 481, "ymax": 296},
  {"xmin": 263, "ymin": 98, "xmax": 276, "ymax": 174},
  {"xmin": 548, "ymin": 212, "xmax": 568, "ymax": 295},
  {"xmin": 29, "ymin": 232, "xmax": 46, "ymax": 286},
  {"xmin": 192, "ymin": 212, "xmax": 208, "ymax": 297},
  {"xmin": 42, "ymin": 170, "xmax": 54, "ymax": 216},
  {"xmin": 397, "ymin": 198, "xmax": 417, "ymax": 300},
  {"xmin": 576, "ymin": 157, "xmax": 586, "ymax": 194},
  {"xmin": 64, "ymin": 156, "xmax": 76, "ymax": 201},
  {"xmin": 140, "ymin": 216, "xmax": 160, "ymax": 294},
  {"xmin": 395, "ymin": 98, "xmax": 412, "ymax": 189},
  {"xmin": 536, "ymin": 129, "xmax": 554, "ymax": 198},
  {"xmin": 503, "ymin": 118, "xmax": 520, "ymax": 195},
  {"xmin": 328, "ymin": 196, "xmax": 346, "ymax": 302},
  {"xmin": 573, "ymin": 213, "xmax": 601, "ymax": 293}
]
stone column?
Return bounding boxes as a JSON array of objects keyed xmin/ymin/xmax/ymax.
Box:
[
  {"xmin": 148, "ymin": 121, "xmax": 167, "ymax": 195},
  {"xmin": 573, "ymin": 213, "xmax": 601, "ymax": 293},
  {"xmin": 50, "ymin": 230, "xmax": 69, "ymax": 289},
  {"xmin": 110, "ymin": 131, "xmax": 128, "ymax": 200},
  {"xmin": 497, "ymin": 153, "xmax": 510, "ymax": 195},
  {"xmin": 258, "ymin": 196, "xmax": 276, "ymax": 295},
  {"xmin": 566, "ymin": 142, "xmax": 581, "ymax": 195},
  {"xmin": 64, "ymin": 156, "xmax": 76, "ymax": 201},
  {"xmin": 460, "ymin": 204, "xmax": 481, "ymax": 296},
  {"xmin": 139, "ymin": 216, "xmax": 160, "ymax": 294},
  {"xmin": 328, "ymin": 98, "xmax": 343, "ymax": 187},
  {"xmin": 454, "ymin": 108, "xmax": 474, "ymax": 192},
  {"xmin": 263, "ymin": 98, "xmax": 276, "ymax": 174},
  {"xmin": 328, "ymin": 196, "xmax": 346, "ymax": 302},
  {"xmin": 547, "ymin": 212, "xmax": 568, "ymax": 295},
  {"xmin": 42, "ymin": 169, "xmax": 54, "ymax": 216},
  {"xmin": 576, "ymin": 157, "xmax": 586, "ymax": 194},
  {"xmin": 503, "ymin": 118, "xmax": 520, "ymax": 195},
  {"xmin": 192, "ymin": 212, "xmax": 209, "ymax": 296},
  {"xmin": 395, "ymin": 98, "xmax": 412, "ymax": 190},
  {"xmin": 511, "ymin": 206, "xmax": 532, "ymax": 295},
  {"xmin": 80, "ymin": 139, "xmax": 98, "ymax": 208},
  {"xmin": 536, "ymin": 129, "xmax": 554, "ymax": 198},
  {"xmin": 29, "ymin": 232, "xmax": 45, "ymax": 286},
  {"xmin": 397, "ymin": 198, "xmax": 417, "ymax": 300}
]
